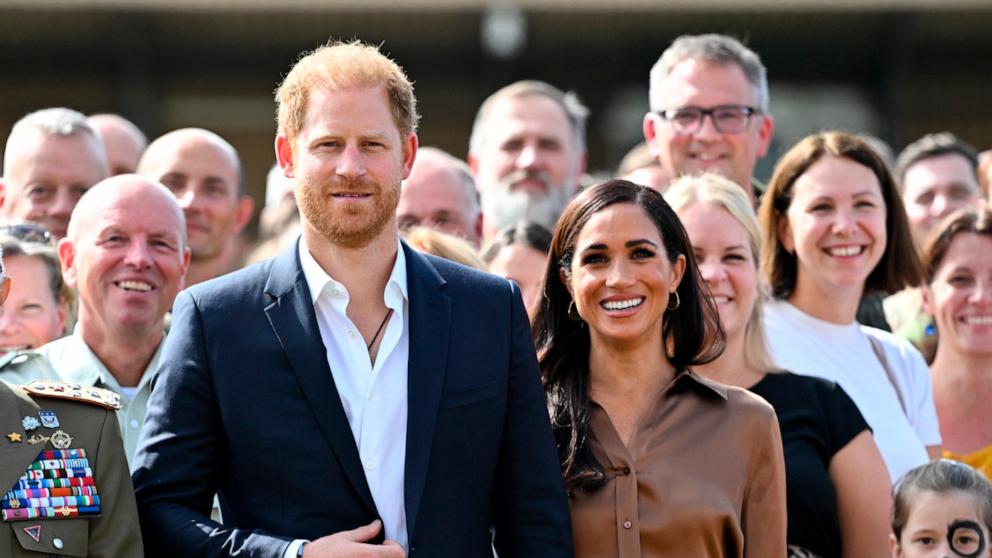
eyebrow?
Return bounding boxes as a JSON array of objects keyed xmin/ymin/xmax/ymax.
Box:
[{"xmin": 580, "ymin": 239, "xmax": 658, "ymax": 253}]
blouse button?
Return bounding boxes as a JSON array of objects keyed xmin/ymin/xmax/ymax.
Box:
[{"xmin": 623, "ymin": 520, "xmax": 632, "ymax": 529}]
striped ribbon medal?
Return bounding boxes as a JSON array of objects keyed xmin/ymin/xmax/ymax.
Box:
[{"xmin": 1, "ymin": 448, "xmax": 101, "ymax": 521}]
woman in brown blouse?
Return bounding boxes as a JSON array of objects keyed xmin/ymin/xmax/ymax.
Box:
[{"xmin": 533, "ymin": 179, "xmax": 787, "ymax": 557}]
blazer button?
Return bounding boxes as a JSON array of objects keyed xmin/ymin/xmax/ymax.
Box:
[{"xmin": 53, "ymin": 537, "xmax": 65, "ymax": 549}]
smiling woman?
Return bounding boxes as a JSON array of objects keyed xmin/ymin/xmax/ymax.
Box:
[
  {"xmin": 669, "ymin": 173, "xmax": 892, "ymax": 558},
  {"xmin": 758, "ymin": 131, "xmax": 940, "ymax": 486},
  {"xmin": 534, "ymin": 179, "xmax": 787, "ymax": 557},
  {"xmin": 921, "ymin": 208, "xmax": 992, "ymax": 481},
  {"xmin": 0, "ymin": 234, "xmax": 71, "ymax": 352}
]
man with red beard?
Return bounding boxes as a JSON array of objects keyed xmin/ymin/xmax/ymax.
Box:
[
  {"xmin": 468, "ymin": 81, "xmax": 587, "ymax": 241},
  {"xmin": 138, "ymin": 128, "xmax": 253, "ymax": 286},
  {"xmin": 133, "ymin": 41, "xmax": 571, "ymax": 558}
]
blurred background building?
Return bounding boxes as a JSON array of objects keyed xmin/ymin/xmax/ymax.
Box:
[{"xmin": 1, "ymin": 0, "xmax": 990, "ymax": 233}]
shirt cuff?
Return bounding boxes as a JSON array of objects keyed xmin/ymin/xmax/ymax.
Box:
[{"xmin": 283, "ymin": 539, "xmax": 307, "ymax": 558}]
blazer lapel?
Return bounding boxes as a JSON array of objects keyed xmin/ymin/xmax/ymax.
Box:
[
  {"xmin": 262, "ymin": 242, "xmax": 378, "ymax": 515},
  {"xmin": 402, "ymin": 244, "xmax": 451, "ymax": 538}
]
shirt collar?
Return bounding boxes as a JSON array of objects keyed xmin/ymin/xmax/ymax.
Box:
[
  {"xmin": 673, "ymin": 368, "xmax": 729, "ymax": 400},
  {"xmin": 298, "ymin": 236, "xmax": 409, "ymax": 308},
  {"xmin": 55, "ymin": 327, "xmax": 166, "ymax": 393}
]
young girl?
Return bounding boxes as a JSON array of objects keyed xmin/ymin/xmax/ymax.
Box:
[{"xmin": 891, "ymin": 460, "xmax": 992, "ymax": 557}]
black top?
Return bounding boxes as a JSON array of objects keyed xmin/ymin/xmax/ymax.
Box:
[{"xmin": 750, "ymin": 372, "xmax": 870, "ymax": 558}]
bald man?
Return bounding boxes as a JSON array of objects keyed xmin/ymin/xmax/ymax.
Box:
[
  {"xmin": 0, "ymin": 108, "xmax": 108, "ymax": 239},
  {"xmin": 22, "ymin": 175, "xmax": 189, "ymax": 463},
  {"xmin": 398, "ymin": 147, "xmax": 482, "ymax": 246},
  {"xmin": 138, "ymin": 128, "xmax": 253, "ymax": 286},
  {"xmin": 88, "ymin": 113, "xmax": 148, "ymax": 176}
]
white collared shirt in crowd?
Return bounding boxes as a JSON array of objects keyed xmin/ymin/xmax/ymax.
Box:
[{"xmin": 287, "ymin": 238, "xmax": 409, "ymax": 556}]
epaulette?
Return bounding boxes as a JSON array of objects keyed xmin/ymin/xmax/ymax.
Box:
[{"xmin": 22, "ymin": 380, "xmax": 122, "ymax": 411}]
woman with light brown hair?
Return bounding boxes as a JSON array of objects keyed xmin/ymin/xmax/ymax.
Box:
[
  {"xmin": 921, "ymin": 208, "xmax": 992, "ymax": 480},
  {"xmin": 759, "ymin": 131, "xmax": 941, "ymax": 487}
]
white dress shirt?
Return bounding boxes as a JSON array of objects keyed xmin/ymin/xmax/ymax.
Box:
[{"xmin": 294, "ymin": 238, "xmax": 410, "ymax": 553}]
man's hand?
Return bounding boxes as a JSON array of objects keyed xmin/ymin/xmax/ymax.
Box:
[{"xmin": 302, "ymin": 520, "xmax": 406, "ymax": 558}]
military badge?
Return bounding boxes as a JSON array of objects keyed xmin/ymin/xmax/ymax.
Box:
[
  {"xmin": 22, "ymin": 525, "xmax": 41, "ymax": 542},
  {"xmin": 39, "ymin": 410, "xmax": 59, "ymax": 428},
  {"xmin": 50, "ymin": 430, "xmax": 72, "ymax": 449},
  {"xmin": 21, "ymin": 416, "xmax": 40, "ymax": 431}
]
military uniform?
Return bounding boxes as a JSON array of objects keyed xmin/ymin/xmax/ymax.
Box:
[
  {"xmin": 0, "ymin": 380, "xmax": 143, "ymax": 557},
  {"xmin": 0, "ymin": 351, "xmax": 60, "ymax": 386}
]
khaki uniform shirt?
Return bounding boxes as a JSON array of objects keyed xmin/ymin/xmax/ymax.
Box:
[
  {"xmin": 0, "ymin": 352, "xmax": 60, "ymax": 386},
  {"xmin": 0, "ymin": 381, "xmax": 143, "ymax": 557},
  {"xmin": 570, "ymin": 370, "xmax": 787, "ymax": 558},
  {"xmin": 36, "ymin": 330, "xmax": 164, "ymax": 466}
]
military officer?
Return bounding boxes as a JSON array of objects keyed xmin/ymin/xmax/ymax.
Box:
[
  {"xmin": 0, "ymin": 239, "xmax": 142, "ymax": 556},
  {"xmin": 1, "ymin": 378, "xmax": 143, "ymax": 556}
]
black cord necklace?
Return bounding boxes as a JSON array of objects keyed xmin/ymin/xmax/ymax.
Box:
[{"xmin": 367, "ymin": 308, "xmax": 394, "ymax": 352}]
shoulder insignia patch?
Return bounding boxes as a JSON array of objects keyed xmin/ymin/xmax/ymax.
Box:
[{"xmin": 23, "ymin": 381, "xmax": 121, "ymax": 411}]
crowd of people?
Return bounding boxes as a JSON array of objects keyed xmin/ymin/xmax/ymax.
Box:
[{"xmin": 0, "ymin": 30, "xmax": 991, "ymax": 558}]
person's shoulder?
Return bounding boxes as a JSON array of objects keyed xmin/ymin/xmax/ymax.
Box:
[
  {"xmin": 860, "ymin": 324, "xmax": 927, "ymax": 366},
  {"xmin": 418, "ymin": 251, "xmax": 510, "ymax": 293},
  {"xmin": 193, "ymin": 257, "xmax": 274, "ymax": 292},
  {"xmin": 724, "ymin": 383, "xmax": 777, "ymax": 419},
  {"xmin": 21, "ymin": 380, "xmax": 121, "ymax": 412},
  {"xmin": 762, "ymin": 370, "xmax": 839, "ymax": 393},
  {"xmin": 0, "ymin": 349, "xmax": 60, "ymax": 385},
  {"xmin": 6, "ymin": 380, "xmax": 120, "ymax": 431},
  {"xmin": 183, "ymin": 257, "xmax": 276, "ymax": 307}
]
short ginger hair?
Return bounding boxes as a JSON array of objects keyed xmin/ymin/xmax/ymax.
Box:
[{"xmin": 275, "ymin": 40, "xmax": 420, "ymax": 144}]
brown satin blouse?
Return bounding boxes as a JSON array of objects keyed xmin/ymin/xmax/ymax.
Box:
[{"xmin": 570, "ymin": 369, "xmax": 787, "ymax": 558}]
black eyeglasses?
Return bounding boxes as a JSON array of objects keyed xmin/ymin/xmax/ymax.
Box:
[
  {"xmin": 656, "ymin": 105, "xmax": 762, "ymax": 135},
  {"xmin": 0, "ymin": 222, "xmax": 54, "ymax": 244}
]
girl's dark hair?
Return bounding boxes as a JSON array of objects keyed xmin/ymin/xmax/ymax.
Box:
[
  {"xmin": 892, "ymin": 460, "xmax": 992, "ymax": 541},
  {"xmin": 480, "ymin": 221, "xmax": 552, "ymax": 264},
  {"xmin": 532, "ymin": 179, "xmax": 724, "ymax": 493}
]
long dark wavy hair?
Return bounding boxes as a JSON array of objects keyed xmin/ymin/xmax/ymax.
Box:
[{"xmin": 533, "ymin": 179, "xmax": 725, "ymax": 493}]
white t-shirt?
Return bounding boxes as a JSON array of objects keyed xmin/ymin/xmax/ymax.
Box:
[{"xmin": 763, "ymin": 299, "xmax": 941, "ymax": 484}]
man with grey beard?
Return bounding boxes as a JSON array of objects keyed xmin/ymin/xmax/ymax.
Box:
[{"xmin": 468, "ymin": 80, "xmax": 587, "ymax": 241}]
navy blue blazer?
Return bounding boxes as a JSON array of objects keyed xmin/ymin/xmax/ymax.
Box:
[{"xmin": 131, "ymin": 240, "xmax": 572, "ymax": 558}]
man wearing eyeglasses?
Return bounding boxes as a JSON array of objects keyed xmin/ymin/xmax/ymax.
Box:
[
  {"xmin": 0, "ymin": 108, "xmax": 109, "ymax": 240},
  {"xmin": 642, "ymin": 34, "xmax": 775, "ymax": 203}
]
